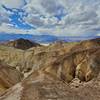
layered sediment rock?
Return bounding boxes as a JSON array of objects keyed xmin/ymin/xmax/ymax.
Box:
[
  {"xmin": 0, "ymin": 61, "xmax": 23, "ymax": 94},
  {"xmin": 0, "ymin": 38, "xmax": 100, "ymax": 100}
]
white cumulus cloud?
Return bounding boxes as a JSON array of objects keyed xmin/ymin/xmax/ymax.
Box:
[
  {"xmin": 0, "ymin": 0, "xmax": 100, "ymax": 36},
  {"xmin": 1, "ymin": 0, "xmax": 25, "ymax": 8}
]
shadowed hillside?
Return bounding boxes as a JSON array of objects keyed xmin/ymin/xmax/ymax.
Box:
[{"xmin": 3, "ymin": 38, "xmax": 41, "ymax": 50}]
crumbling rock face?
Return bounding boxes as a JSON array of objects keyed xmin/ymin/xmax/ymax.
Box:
[
  {"xmin": 1, "ymin": 73, "xmax": 100, "ymax": 100},
  {"xmin": 0, "ymin": 61, "xmax": 23, "ymax": 94},
  {"xmin": 0, "ymin": 45, "xmax": 24, "ymax": 71}
]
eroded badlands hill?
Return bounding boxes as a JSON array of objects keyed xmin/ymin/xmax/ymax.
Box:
[
  {"xmin": 0, "ymin": 38, "xmax": 100, "ymax": 100},
  {"xmin": 0, "ymin": 61, "xmax": 23, "ymax": 94}
]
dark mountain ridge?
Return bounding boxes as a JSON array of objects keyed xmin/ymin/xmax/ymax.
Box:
[{"xmin": 2, "ymin": 38, "xmax": 41, "ymax": 50}]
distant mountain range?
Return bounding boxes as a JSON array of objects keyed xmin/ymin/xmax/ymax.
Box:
[{"xmin": 0, "ymin": 33, "xmax": 99, "ymax": 43}]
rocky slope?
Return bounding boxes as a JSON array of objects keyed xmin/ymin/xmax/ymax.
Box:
[
  {"xmin": 0, "ymin": 61, "xmax": 23, "ymax": 94},
  {"xmin": 1, "ymin": 74, "xmax": 100, "ymax": 100},
  {"xmin": 0, "ymin": 38, "xmax": 100, "ymax": 100}
]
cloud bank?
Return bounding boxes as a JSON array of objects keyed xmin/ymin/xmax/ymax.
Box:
[{"xmin": 0, "ymin": 0, "xmax": 100, "ymax": 36}]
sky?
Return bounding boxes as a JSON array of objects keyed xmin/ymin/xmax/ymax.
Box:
[{"xmin": 0, "ymin": 0, "xmax": 100, "ymax": 37}]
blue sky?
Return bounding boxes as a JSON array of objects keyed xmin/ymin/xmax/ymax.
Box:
[{"xmin": 0, "ymin": 0, "xmax": 100, "ymax": 36}]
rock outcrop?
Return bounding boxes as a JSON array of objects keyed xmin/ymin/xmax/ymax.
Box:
[
  {"xmin": 1, "ymin": 70, "xmax": 100, "ymax": 100},
  {"xmin": 0, "ymin": 61, "xmax": 23, "ymax": 94}
]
